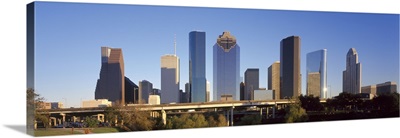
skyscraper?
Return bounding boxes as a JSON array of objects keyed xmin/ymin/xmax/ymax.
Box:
[
  {"xmin": 268, "ymin": 61, "xmax": 280, "ymax": 100},
  {"xmin": 306, "ymin": 49, "xmax": 327, "ymax": 98},
  {"xmin": 244, "ymin": 68, "xmax": 259, "ymax": 100},
  {"xmin": 161, "ymin": 54, "xmax": 180, "ymax": 103},
  {"xmin": 125, "ymin": 76, "xmax": 139, "ymax": 104},
  {"xmin": 206, "ymin": 81, "xmax": 211, "ymax": 102},
  {"xmin": 213, "ymin": 31, "xmax": 240, "ymax": 101},
  {"xmin": 185, "ymin": 82, "xmax": 191, "ymax": 103},
  {"xmin": 95, "ymin": 47, "xmax": 125, "ymax": 104},
  {"xmin": 139, "ymin": 80, "xmax": 153, "ymax": 104},
  {"xmin": 280, "ymin": 36, "xmax": 301, "ymax": 99},
  {"xmin": 189, "ymin": 31, "xmax": 206, "ymax": 103},
  {"xmin": 240, "ymin": 82, "xmax": 245, "ymax": 100},
  {"xmin": 343, "ymin": 48, "xmax": 362, "ymax": 94}
]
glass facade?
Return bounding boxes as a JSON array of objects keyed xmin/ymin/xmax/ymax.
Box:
[
  {"xmin": 213, "ymin": 31, "xmax": 240, "ymax": 101},
  {"xmin": 306, "ymin": 49, "xmax": 327, "ymax": 98},
  {"xmin": 189, "ymin": 31, "xmax": 206, "ymax": 103}
]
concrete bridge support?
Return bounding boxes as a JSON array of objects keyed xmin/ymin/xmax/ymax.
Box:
[
  {"xmin": 97, "ymin": 114, "xmax": 104, "ymax": 122},
  {"xmin": 161, "ymin": 110, "xmax": 166, "ymax": 125},
  {"xmin": 50, "ymin": 117, "xmax": 57, "ymax": 127},
  {"xmin": 272, "ymin": 104, "xmax": 276, "ymax": 119}
]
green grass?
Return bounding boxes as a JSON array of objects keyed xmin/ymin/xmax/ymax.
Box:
[
  {"xmin": 91, "ymin": 127, "xmax": 120, "ymax": 133},
  {"xmin": 34, "ymin": 127, "xmax": 121, "ymax": 136},
  {"xmin": 34, "ymin": 128, "xmax": 83, "ymax": 137}
]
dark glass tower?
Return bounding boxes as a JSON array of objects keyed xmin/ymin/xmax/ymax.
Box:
[
  {"xmin": 280, "ymin": 36, "xmax": 301, "ymax": 99},
  {"xmin": 244, "ymin": 68, "xmax": 259, "ymax": 100},
  {"xmin": 189, "ymin": 31, "xmax": 206, "ymax": 103},
  {"xmin": 213, "ymin": 31, "xmax": 240, "ymax": 101},
  {"xmin": 95, "ymin": 47, "xmax": 125, "ymax": 104}
]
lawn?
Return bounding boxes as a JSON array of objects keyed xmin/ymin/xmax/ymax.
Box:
[
  {"xmin": 34, "ymin": 128, "xmax": 83, "ymax": 136},
  {"xmin": 91, "ymin": 127, "xmax": 120, "ymax": 133},
  {"xmin": 34, "ymin": 127, "xmax": 121, "ymax": 136}
]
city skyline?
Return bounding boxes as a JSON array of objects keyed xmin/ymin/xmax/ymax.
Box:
[{"xmin": 33, "ymin": 2, "xmax": 399, "ymax": 107}]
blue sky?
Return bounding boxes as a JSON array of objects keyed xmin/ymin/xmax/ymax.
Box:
[{"xmin": 33, "ymin": 2, "xmax": 399, "ymax": 107}]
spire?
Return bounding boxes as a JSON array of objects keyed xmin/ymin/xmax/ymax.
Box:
[{"xmin": 174, "ymin": 34, "xmax": 176, "ymax": 56}]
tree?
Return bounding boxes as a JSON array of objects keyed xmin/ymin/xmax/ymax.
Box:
[
  {"xmin": 299, "ymin": 95, "xmax": 324, "ymax": 111},
  {"xmin": 165, "ymin": 113, "xmax": 209, "ymax": 129},
  {"xmin": 105, "ymin": 101, "xmax": 155, "ymax": 131},
  {"xmin": 284, "ymin": 98, "xmax": 308, "ymax": 123},
  {"xmin": 84, "ymin": 117, "xmax": 99, "ymax": 128},
  {"xmin": 372, "ymin": 92, "xmax": 399, "ymax": 116},
  {"xmin": 27, "ymin": 88, "xmax": 50, "ymax": 130},
  {"xmin": 236, "ymin": 114, "xmax": 262, "ymax": 125}
]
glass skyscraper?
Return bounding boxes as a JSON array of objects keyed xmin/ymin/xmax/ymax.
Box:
[
  {"xmin": 306, "ymin": 49, "xmax": 327, "ymax": 98},
  {"xmin": 213, "ymin": 31, "xmax": 240, "ymax": 101},
  {"xmin": 280, "ymin": 36, "xmax": 301, "ymax": 99},
  {"xmin": 189, "ymin": 31, "xmax": 206, "ymax": 103},
  {"xmin": 343, "ymin": 48, "xmax": 362, "ymax": 94}
]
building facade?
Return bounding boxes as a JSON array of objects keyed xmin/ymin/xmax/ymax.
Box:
[
  {"xmin": 343, "ymin": 48, "xmax": 362, "ymax": 94},
  {"xmin": 213, "ymin": 31, "xmax": 240, "ymax": 101},
  {"xmin": 95, "ymin": 47, "xmax": 125, "ymax": 104},
  {"xmin": 139, "ymin": 80, "xmax": 153, "ymax": 104},
  {"xmin": 268, "ymin": 61, "xmax": 280, "ymax": 100},
  {"xmin": 206, "ymin": 81, "xmax": 211, "ymax": 102},
  {"xmin": 161, "ymin": 55, "xmax": 180, "ymax": 104},
  {"xmin": 240, "ymin": 82, "xmax": 245, "ymax": 100},
  {"xmin": 254, "ymin": 89, "xmax": 274, "ymax": 101},
  {"xmin": 306, "ymin": 49, "xmax": 327, "ymax": 98},
  {"xmin": 280, "ymin": 36, "xmax": 301, "ymax": 99},
  {"xmin": 376, "ymin": 81, "xmax": 397, "ymax": 95},
  {"xmin": 185, "ymin": 83, "xmax": 191, "ymax": 103},
  {"xmin": 189, "ymin": 31, "xmax": 207, "ymax": 103},
  {"xmin": 125, "ymin": 77, "xmax": 139, "ymax": 104},
  {"xmin": 50, "ymin": 102, "xmax": 64, "ymax": 109},
  {"xmin": 148, "ymin": 95, "xmax": 161, "ymax": 105},
  {"xmin": 244, "ymin": 68, "xmax": 259, "ymax": 100},
  {"xmin": 361, "ymin": 85, "xmax": 377, "ymax": 95},
  {"xmin": 82, "ymin": 99, "xmax": 112, "ymax": 108}
]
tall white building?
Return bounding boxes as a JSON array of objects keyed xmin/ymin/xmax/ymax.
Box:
[
  {"xmin": 206, "ymin": 81, "xmax": 211, "ymax": 102},
  {"xmin": 161, "ymin": 54, "xmax": 180, "ymax": 104},
  {"xmin": 343, "ymin": 48, "xmax": 362, "ymax": 94}
]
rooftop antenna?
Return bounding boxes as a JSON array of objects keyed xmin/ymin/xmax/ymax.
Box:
[{"xmin": 174, "ymin": 34, "xmax": 176, "ymax": 56}]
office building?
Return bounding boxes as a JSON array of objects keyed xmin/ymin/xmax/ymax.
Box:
[
  {"xmin": 206, "ymin": 81, "xmax": 211, "ymax": 102},
  {"xmin": 189, "ymin": 31, "xmax": 207, "ymax": 103},
  {"xmin": 361, "ymin": 85, "xmax": 377, "ymax": 95},
  {"xmin": 280, "ymin": 36, "xmax": 301, "ymax": 99},
  {"xmin": 95, "ymin": 47, "xmax": 125, "ymax": 104},
  {"xmin": 82, "ymin": 99, "xmax": 112, "ymax": 108},
  {"xmin": 213, "ymin": 31, "xmax": 240, "ymax": 101},
  {"xmin": 306, "ymin": 49, "xmax": 327, "ymax": 98},
  {"xmin": 50, "ymin": 102, "xmax": 64, "ymax": 109},
  {"xmin": 376, "ymin": 81, "xmax": 397, "ymax": 95},
  {"xmin": 343, "ymin": 48, "xmax": 362, "ymax": 94},
  {"xmin": 161, "ymin": 54, "xmax": 180, "ymax": 104},
  {"xmin": 125, "ymin": 77, "xmax": 139, "ymax": 104},
  {"xmin": 139, "ymin": 80, "xmax": 153, "ymax": 104},
  {"xmin": 240, "ymin": 82, "xmax": 245, "ymax": 100},
  {"xmin": 185, "ymin": 83, "xmax": 191, "ymax": 103},
  {"xmin": 152, "ymin": 88, "xmax": 161, "ymax": 96},
  {"xmin": 244, "ymin": 68, "xmax": 259, "ymax": 100},
  {"xmin": 268, "ymin": 61, "xmax": 280, "ymax": 100},
  {"xmin": 254, "ymin": 89, "xmax": 274, "ymax": 101},
  {"xmin": 148, "ymin": 95, "xmax": 161, "ymax": 105}
]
